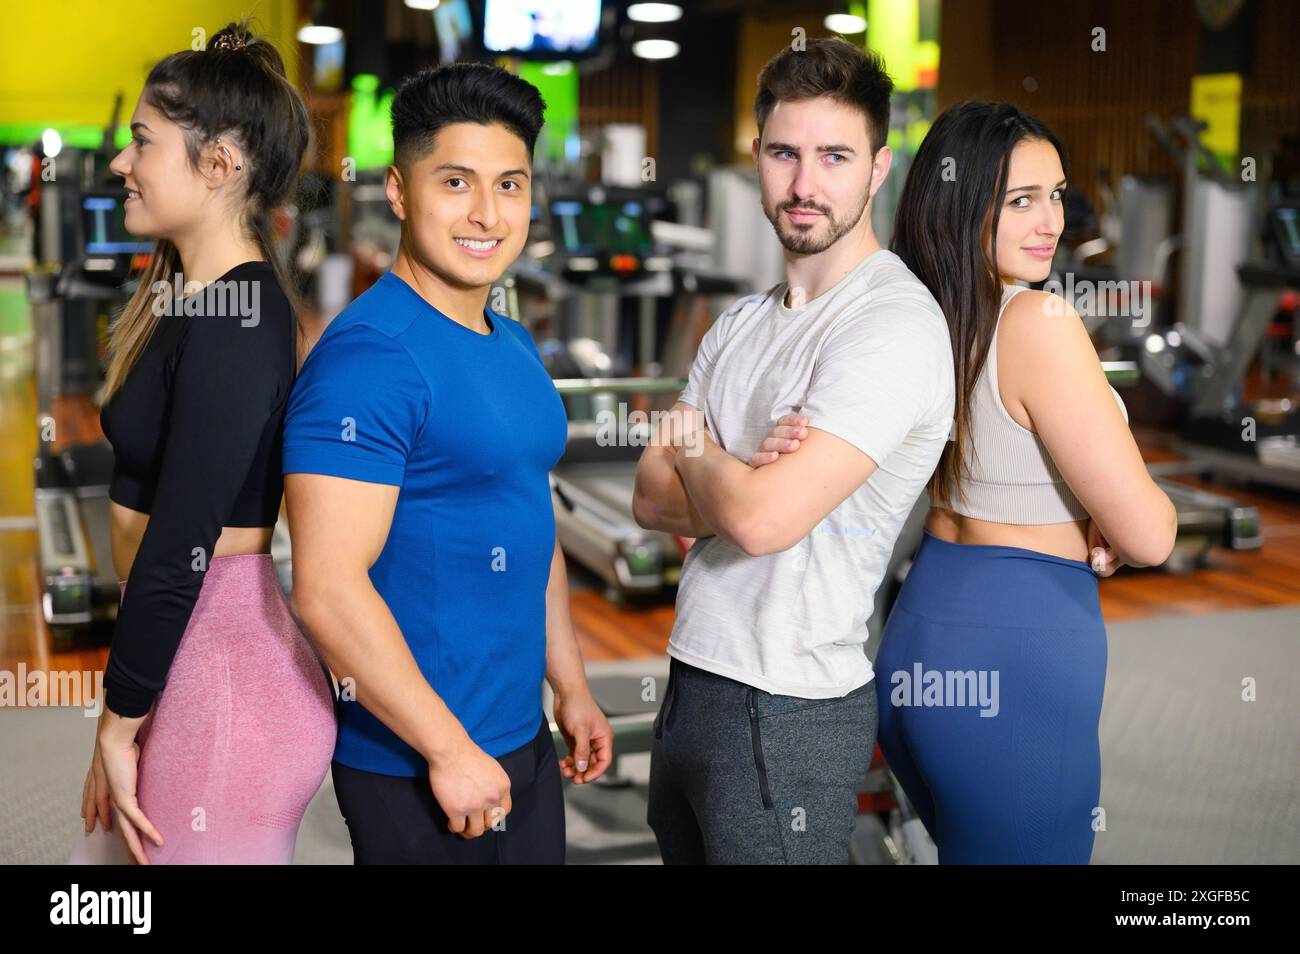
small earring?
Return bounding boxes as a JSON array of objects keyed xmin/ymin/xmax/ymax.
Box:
[{"xmin": 235, "ymin": 165, "xmax": 242, "ymax": 171}]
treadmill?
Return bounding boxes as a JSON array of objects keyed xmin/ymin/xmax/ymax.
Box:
[
  {"xmin": 549, "ymin": 380, "xmax": 693, "ymax": 597},
  {"xmin": 1108, "ymin": 354, "xmax": 1265, "ymax": 569},
  {"xmin": 31, "ymin": 187, "xmax": 148, "ymax": 640},
  {"xmin": 532, "ymin": 185, "xmax": 750, "ymax": 598}
]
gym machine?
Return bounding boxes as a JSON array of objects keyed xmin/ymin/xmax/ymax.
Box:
[
  {"xmin": 514, "ymin": 184, "xmax": 750, "ymax": 599},
  {"xmin": 1048, "ymin": 114, "xmax": 1265, "ymax": 567},
  {"xmin": 1167, "ymin": 201, "xmax": 1300, "ymax": 491},
  {"xmin": 30, "ymin": 113, "xmax": 148, "ymax": 639}
]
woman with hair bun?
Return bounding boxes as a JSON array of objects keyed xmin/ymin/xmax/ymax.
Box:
[{"xmin": 70, "ymin": 20, "xmax": 335, "ymax": 864}]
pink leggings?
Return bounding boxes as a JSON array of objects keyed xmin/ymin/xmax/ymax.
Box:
[{"xmin": 69, "ymin": 553, "xmax": 336, "ymax": 864}]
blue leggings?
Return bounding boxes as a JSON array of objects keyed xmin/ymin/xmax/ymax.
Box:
[{"xmin": 875, "ymin": 530, "xmax": 1107, "ymax": 864}]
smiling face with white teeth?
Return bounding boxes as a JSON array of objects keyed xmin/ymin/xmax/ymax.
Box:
[{"xmin": 386, "ymin": 121, "xmax": 531, "ymax": 299}]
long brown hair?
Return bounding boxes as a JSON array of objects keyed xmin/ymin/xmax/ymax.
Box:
[
  {"xmin": 102, "ymin": 18, "xmax": 310, "ymax": 403},
  {"xmin": 891, "ymin": 101, "xmax": 1067, "ymax": 510}
]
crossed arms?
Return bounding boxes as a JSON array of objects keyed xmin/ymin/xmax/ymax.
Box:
[{"xmin": 631, "ymin": 401, "xmax": 879, "ymax": 557}]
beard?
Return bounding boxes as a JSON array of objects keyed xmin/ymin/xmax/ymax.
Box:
[{"xmin": 763, "ymin": 190, "xmax": 871, "ymax": 255}]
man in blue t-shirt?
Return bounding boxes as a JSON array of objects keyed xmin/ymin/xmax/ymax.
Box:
[{"xmin": 283, "ymin": 64, "xmax": 612, "ymax": 864}]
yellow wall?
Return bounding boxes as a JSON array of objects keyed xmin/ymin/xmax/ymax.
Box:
[{"xmin": 0, "ymin": 0, "xmax": 299, "ymax": 129}]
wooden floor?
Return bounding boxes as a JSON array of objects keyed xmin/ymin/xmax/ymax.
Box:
[{"xmin": 3, "ymin": 277, "xmax": 1300, "ymax": 681}]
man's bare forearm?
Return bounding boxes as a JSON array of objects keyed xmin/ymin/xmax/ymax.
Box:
[
  {"xmin": 673, "ymin": 434, "xmax": 758, "ymax": 546},
  {"xmin": 296, "ymin": 577, "xmax": 471, "ymax": 766},
  {"xmin": 633, "ymin": 445, "xmax": 716, "ymax": 537}
]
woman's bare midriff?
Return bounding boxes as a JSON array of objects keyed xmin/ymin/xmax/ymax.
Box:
[
  {"xmin": 924, "ymin": 507, "xmax": 1090, "ymax": 563},
  {"xmin": 110, "ymin": 501, "xmax": 273, "ymax": 582}
]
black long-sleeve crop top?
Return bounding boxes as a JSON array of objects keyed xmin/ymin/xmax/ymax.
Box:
[{"xmin": 99, "ymin": 261, "xmax": 295, "ymax": 718}]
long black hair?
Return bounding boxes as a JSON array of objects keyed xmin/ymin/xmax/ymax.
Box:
[{"xmin": 891, "ymin": 100, "xmax": 1067, "ymax": 510}]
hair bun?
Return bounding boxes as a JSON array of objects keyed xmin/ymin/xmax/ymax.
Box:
[{"xmin": 210, "ymin": 30, "xmax": 248, "ymax": 52}]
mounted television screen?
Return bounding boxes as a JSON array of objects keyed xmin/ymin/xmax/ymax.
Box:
[
  {"xmin": 550, "ymin": 196, "xmax": 653, "ymax": 258},
  {"xmin": 482, "ymin": 0, "xmax": 602, "ymax": 57},
  {"xmin": 82, "ymin": 194, "xmax": 151, "ymax": 255}
]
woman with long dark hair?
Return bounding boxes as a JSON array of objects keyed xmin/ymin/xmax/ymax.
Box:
[
  {"xmin": 71, "ymin": 20, "xmax": 335, "ymax": 864},
  {"xmin": 877, "ymin": 101, "xmax": 1177, "ymax": 862}
]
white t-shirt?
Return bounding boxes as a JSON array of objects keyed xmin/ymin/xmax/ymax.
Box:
[{"xmin": 671, "ymin": 248, "xmax": 954, "ymax": 697}]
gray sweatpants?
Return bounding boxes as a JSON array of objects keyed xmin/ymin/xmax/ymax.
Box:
[{"xmin": 647, "ymin": 656, "xmax": 878, "ymax": 864}]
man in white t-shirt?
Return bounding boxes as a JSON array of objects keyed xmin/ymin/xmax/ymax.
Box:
[{"xmin": 632, "ymin": 37, "xmax": 954, "ymax": 864}]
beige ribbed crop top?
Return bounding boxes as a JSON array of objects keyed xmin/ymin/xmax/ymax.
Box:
[{"xmin": 947, "ymin": 284, "xmax": 1130, "ymax": 525}]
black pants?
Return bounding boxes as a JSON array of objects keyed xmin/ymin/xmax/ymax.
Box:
[{"xmin": 331, "ymin": 716, "xmax": 566, "ymax": 864}]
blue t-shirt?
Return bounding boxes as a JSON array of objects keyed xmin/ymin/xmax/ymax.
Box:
[{"xmin": 283, "ymin": 271, "xmax": 567, "ymax": 776}]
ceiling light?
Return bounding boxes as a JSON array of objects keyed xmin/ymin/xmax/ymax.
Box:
[
  {"xmin": 628, "ymin": 3, "xmax": 683, "ymax": 22},
  {"xmin": 824, "ymin": 13, "xmax": 867, "ymax": 33},
  {"xmin": 632, "ymin": 39, "xmax": 679, "ymax": 59}
]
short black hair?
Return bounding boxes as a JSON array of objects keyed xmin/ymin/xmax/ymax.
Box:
[{"xmin": 391, "ymin": 63, "xmax": 546, "ymax": 169}]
